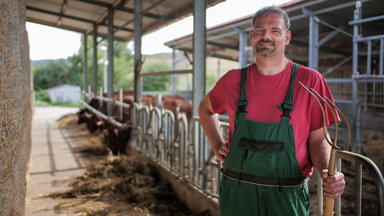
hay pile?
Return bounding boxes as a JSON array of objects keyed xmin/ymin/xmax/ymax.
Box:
[{"xmin": 51, "ymin": 114, "xmax": 195, "ymax": 216}]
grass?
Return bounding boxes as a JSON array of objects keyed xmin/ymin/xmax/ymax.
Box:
[{"xmin": 34, "ymin": 89, "xmax": 83, "ymax": 108}]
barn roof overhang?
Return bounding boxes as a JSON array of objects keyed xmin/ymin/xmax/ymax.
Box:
[
  {"xmin": 26, "ymin": 0, "xmax": 225, "ymax": 41},
  {"xmin": 164, "ymin": 0, "xmax": 384, "ymax": 64}
]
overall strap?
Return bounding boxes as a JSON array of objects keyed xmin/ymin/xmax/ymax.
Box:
[
  {"xmin": 236, "ymin": 67, "xmax": 248, "ymax": 121},
  {"xmin": 279, "ymin": 63, "xmax": 298, "ymax": 123}
]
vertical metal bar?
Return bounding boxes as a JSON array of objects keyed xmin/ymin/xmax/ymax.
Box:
[
  {"xmin": 172, "ymin": 48, "xmax": 176, "ymax": 94},
  {"xmin": 103, "ymin": 46, "xmax": 108, "ymax": 93},
  {"xmin": 351, "ymin": 1, "xmax": 361, "ymax": 153},
  {"xmin": 156, "ymin": 94, "xmax": 162, "ymax": 108},
  {"xmin": 134, "ymin": 0, "xmax": 142, "ymax": 103},
  {"xmin": 92, "ymin": 24, "xmax": 98, "ymax": 96},
  {"xmin": 365, "ymin": 40, "xmax": 371, "ymax": 112},
  {"xmin": 308, "ymin": 15, "xmax": 319, "ymax": 70},
  {"xmin": 249, "ymin": 47, "xmax": 254, "ymax": 64},
  {"xmin": 380, "ymin": 39, "xmax": 383, "ymax": 76},
  {"xmin": 192, "ymin": 0, "xmax": 206, "ymax": 117},
  {"xmin": 335, "ymin": 158, "xmax": 342, "ymax": 216},
  {"xmin": 238, "ymin": 29, "xmax": 247, "ymax": 68},
  {"xmin": 367, "ymin": 40, "xmax": 371, "ymax": 76},
  {"xmin": 83, "ymin": 33, "xmax": 88, "ymax": 99},
  {"xmin": 107, "ymin": 6, "xmax": 114, "ymax": 116},
  {"xmin": 355, "ymin": 164, "xmax": 362, "ymax": 216},
  {"xmin": 99, "ymin": 87, "xmax": 103, "ymax": 108},
  {"xmin": 194, "ymin": 121, "xmax": 199, "ymax": 183},
  {"xmin": 119, "ymin": 88, "xmax": 123, "ymax": 121},
  {"xmin": 316, "ymin": 170, "xmax": 324, "ymax": 216}
]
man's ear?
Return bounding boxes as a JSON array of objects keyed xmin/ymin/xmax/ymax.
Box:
[{"xmin": 285, "ymin": 30, "xmax": 292, "ymax": 45}]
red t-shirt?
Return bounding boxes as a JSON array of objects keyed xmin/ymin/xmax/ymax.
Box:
[{"xmin": 208, "ymin": 60, "xmax": 338, "ymax": 177}]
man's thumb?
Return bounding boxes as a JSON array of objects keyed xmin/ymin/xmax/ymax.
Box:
[{"xmin": 321, "ymin": 169, "xmax": 329, "ymax": 180}]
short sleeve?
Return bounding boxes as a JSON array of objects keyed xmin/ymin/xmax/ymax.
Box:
[
  {"xmin": 309, "ymin": 74, "xmax": 340, "ymax": 132},
  {"xmin": 208, "ymin": 74, "xmax": 227, "ymax": 115}
]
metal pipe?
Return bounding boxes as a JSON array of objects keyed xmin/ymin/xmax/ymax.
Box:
[
  {"xmin": 83, "ymin": 33, "xmax": 88, "ymax": 99},
  {"xmin": 308, "ymin": 15, "xmax": 319, "ymax": 70},
  {"xmin": 119, "ymin": 88, "xmax": 123, "ymax": 121},
  {"xmin": 237, "ymin": 28, "xmax": 247, "ymax": 68},
  {"xmin": 192, "ymin": 0, "xmax": 207, "ymax": 117},
  {"xmin": 80, "ymin": 100, "xmax": 125, "ymax": 128},
  {"xmin": 356, "ymin": 164, "xmax": 363, "ymax": 216},
  {"xmin": 316, "ymin": 170, "xmax": 324, "ymax": 216},
  {"xmin": 107, "ymin": 6, "xmax": 114, "ymax": 116},
  {"xmin": 99, "ymin": 87, "xmax": 103, "ymax": 108},
  {"xmin": 140, "ymin": 69, "xmax": 193, "ymax": 76},
  {"xmin": 349, "ymin": 14, "xmax": 384, "ymax": 25},
  {"xmin": 380, "ymin": 39, "xmax": 384, "ymax": 76},
  {"xmin": 92, "ymin": 23, "xmax": 98, "ymax": 96},
  {"xmin": 351, "ymin": 1, "xmax": 361, "ymax": 153},
  {"xmin": 356, "ymin": 35, "xmax": 384, "ymax": 42},
  {"xmin": 134, "ymin": 0, "xmax": 143, "ymax": 103},
  {"xmin": 335, "ymin": 158, "xmax": 342, "ymax": 216},
  {"xmin": 172, "ymin": 48, "xmax": 176, "ymax": 95}
]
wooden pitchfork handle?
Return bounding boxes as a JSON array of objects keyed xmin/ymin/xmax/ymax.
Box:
[{"xmin": 299, "ymin": 82, "xmax": 351, "ymax": 216}]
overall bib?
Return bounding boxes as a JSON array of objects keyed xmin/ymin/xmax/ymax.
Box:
[{"xmin": 219, "ymin": 63, "xmax": 310, "ymax": 216}]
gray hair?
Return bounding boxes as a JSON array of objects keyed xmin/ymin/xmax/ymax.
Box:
[{"xmin": 251, "ymin": 6, "xmax": 290, "ymax": 31}]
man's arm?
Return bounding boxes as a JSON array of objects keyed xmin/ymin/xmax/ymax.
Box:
[
  {"xmin": 309, "ymin": 127, "xmax": 345, "ymax": 198},
  {"xmin": 198, "ymin": 95, "xmax": 229, "ymax": 162}
]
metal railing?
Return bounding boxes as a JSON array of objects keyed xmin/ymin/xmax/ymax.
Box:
[{"xmin": 82, "ymin": 91, "xmax": 384, "ymax": 215}]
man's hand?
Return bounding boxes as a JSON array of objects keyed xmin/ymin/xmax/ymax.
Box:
[
  {"xmin": 213, "ymin": 140, "xmax": 229, "ymax": 162},
  {"xmin": 321, "ymin": 169, "xmax": 345, "ymax": 198}
]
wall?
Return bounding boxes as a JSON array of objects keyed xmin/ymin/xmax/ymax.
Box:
[
  {"xmin": 0, "ymin": 0, "xmax": 32, "ymax": 215},
  {"xmin": 48, "ymin": 84, "xmax": 81, "ymax": 103}
]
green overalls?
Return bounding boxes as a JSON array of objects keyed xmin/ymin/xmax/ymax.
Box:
[{"xmin": 219, "ymin": 63, "xmax": 310, "ymax": 216}]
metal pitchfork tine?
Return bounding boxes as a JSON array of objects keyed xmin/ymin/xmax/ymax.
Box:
[{"xmin": 299, "ymin": 81, "xmax": 351, "ymax": 216}]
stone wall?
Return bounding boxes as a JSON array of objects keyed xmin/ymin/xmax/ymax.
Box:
[{"xmin": 0, "ymin": 0, "xmax": 32, "ymax": 215}]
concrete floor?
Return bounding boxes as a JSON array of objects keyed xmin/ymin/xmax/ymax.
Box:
[{"xmin": 25, "ymin": 107, "xmax": 83, "ymax": 216}]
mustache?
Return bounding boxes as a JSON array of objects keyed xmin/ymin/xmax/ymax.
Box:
[{"xmin": 257, "ymin": 40, "xmax": 275, "ymax": 46}]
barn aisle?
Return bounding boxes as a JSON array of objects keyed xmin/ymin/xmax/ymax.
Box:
[{"xmin": 26, "ymin": 107, "xmax": 82, "ymax": 216}]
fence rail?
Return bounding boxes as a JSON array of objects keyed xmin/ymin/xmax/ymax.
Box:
[{"xmin": 82, "ymin": 92, "xmax": 384, "ymax": 215}]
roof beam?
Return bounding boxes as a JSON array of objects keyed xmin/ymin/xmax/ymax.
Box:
[
  {"xmin": 208, "ymin": 41, "xmax": 238, "ymax": 51},
  {"xmin": 76, "ymin": 0, "xmax": 171, "ymax": 21},
  {"xmin": 290, "ymin": 39, "xmax": 352, "ymax": 57},
  {"xmin": 26, "ymin": 6, "xmax": 133, "ymax": 32},
  {"xmin": 113, "ymin": 0, "xmax": 166, "ymax": 33}
]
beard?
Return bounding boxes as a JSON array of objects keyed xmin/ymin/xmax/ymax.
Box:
[{"xmin": 255, "ymin": 40, "xmax": 276, "ymax": 57}]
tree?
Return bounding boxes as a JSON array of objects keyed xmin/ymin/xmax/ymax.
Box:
[
  {"xmin": 33, "ymin": 59, "xmax": 68, "ymax": 90},
  {"xmin": 142, "ymin": 60, "xmax": 171, "ymax": 92}
]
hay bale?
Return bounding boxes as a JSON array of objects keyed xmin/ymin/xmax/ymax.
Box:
[{"xmin": 0, "ymin": 1, "xmax": 31, "ymax": 215}]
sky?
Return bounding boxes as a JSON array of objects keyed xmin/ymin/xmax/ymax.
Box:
[{"xmin": 26, "ymin": 0, "xmax": 290, "ymax": 60}]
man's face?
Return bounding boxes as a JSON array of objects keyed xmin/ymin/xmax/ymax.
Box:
[{"xmin": 249, "ymin": 13, "xmax": 291, "ymax": 58}]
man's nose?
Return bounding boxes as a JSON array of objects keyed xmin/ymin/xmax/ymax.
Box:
[{"xmin": 261, "ymin": 30, "xmax": 272, "ymax": 40}]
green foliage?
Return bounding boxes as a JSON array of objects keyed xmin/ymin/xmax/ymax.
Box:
[
  {"xmin": 34, "ymin": 90, "xmax": 51, "ymax": 102},
  {"xmin": 33, "ymin": 59, "xmax": 68, "ymax": 90},
  {"xmin": 83, "ymin": 38, "xmax": 134, "ymax": 91},
  {"xmin": 142, "ymin": 59, "xmax": 171, "ymax": 92},
  {"xmin": 33, "ymin": 35, "xmax": 173, "ymax": 94},
  {"xmin": 113, "ymin": 41, "xmax": 134, "ymax": 90}
]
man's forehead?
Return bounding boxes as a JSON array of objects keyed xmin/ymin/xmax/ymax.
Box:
[{"xmin": 253, "ymin": 14, "xmax": 285, "ymax": 27}]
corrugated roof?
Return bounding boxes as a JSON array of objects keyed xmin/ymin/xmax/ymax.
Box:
[
  {"xmin": 26, "ymin": 0, "xmax": 225, "ymax": 41},
  {"xmin": 164, "ymin": 0, "xmax": 384, "ymax": 64}
]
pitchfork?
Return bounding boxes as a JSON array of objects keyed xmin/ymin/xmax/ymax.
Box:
[{"xmin": 299, "ymin": 81, "xmax": 351, "ymax": 216}]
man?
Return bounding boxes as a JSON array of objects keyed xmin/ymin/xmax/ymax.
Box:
[{"xmin": 198, "ymin": 6, "xmax": 345, "ymax": 216}]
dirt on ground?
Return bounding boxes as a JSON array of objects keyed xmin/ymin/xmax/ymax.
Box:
[
  {"xmin": 53, "ymin": 113, "xmax": 383, "ymax": 216},
  {"xmin": 52, "ymin": 114, "xmax": 196, "ymax": 216}
]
